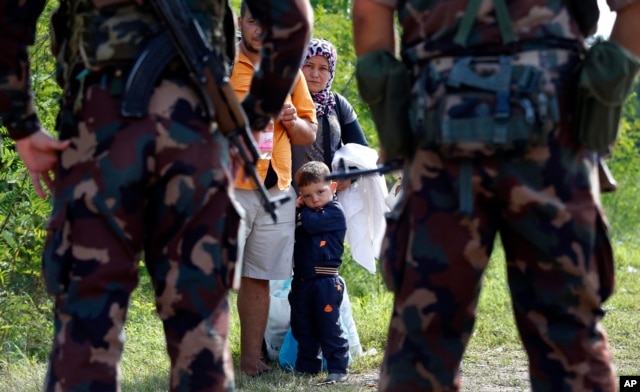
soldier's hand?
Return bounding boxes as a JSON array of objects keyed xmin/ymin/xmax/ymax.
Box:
[{"xmin": 15, "ymin": 129, "xmax": 70, "ymax": 199}]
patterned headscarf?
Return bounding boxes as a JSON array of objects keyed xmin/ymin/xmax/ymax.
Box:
[{"xmin": 303, "ymin": 38, "xmax": 337, "ymax": 117}]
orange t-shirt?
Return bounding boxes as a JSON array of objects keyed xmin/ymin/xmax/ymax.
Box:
[{"xmin": 230, "ymin": 50, "xmax": 317, "ymax": 190}]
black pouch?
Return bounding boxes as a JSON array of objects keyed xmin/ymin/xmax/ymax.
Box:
[
  {"xmin": 574, "ymin": 40, "xmax": 640, "ymax": 152},
  {"xmin": 413, "ymin": 54, "xmax": 560, "ymax": 158},
  {"xmin": 356, "ymin": 50, "xmax": 414, "ymax": 158}
]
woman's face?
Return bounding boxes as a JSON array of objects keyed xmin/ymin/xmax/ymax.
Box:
[{"xmin": 302, "ymin": 55, "xmax": 331, "ymax": 94}]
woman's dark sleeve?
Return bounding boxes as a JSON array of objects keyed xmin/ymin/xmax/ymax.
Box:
[
  {"xmin": 337, "ymin": 95, "xmax": 368, "ymax": 146},
  {"xmin": 341, "ymin": 120, "xmax": 368, "ymax": 146}
]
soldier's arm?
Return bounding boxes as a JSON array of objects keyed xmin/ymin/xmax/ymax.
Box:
[
  {"xmin": 0, "ymin": 1, "xmax": 69, "ymax": 198},
  {"xmin": 0, "ymin": 0, "xmax": 47, "ymax": 141},
  {"xmin": 352, "ymin": 0, "xmax": 396, "ymax": 56},
  {"xmin": 610, "ymin": 2, "xmax": 640, "ymax": 58},
  {"xmin": 243, "ymin": 0, "xmax": 313, "ymax": 127}
]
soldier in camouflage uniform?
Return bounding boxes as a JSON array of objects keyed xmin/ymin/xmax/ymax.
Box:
[
  {"xmin": 0, "ymin": 0, "xmax": 312, "ymax": 391},
  {"xmin": 352, "ymin": 0, "xmax": 640, "ymax": 391}
]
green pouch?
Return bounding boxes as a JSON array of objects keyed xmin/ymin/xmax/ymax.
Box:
[
  {"xmin": 575, "ymin": 40, "xmax": 640, "ymax": 152},
  {"xmin": 356, "ymin": 50, "xmax": 413, "ymax": 158}
]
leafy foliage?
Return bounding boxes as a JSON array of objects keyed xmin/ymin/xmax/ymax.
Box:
[{"xmin": 602, "ymin": 92, "xmax": 640, "ymax": 241}]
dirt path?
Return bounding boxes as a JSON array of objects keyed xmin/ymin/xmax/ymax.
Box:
[{"xmin": 343, "ymin": 349, "xmax": 531, "ymax": 391}]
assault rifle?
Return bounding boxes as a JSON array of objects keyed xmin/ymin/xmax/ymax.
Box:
[
  {"xmin": 121, "ymin": 0, "xmax": 289, "ymax": 222},
  {"xmin": 328, "ymin": 156, "xmax": 616, "ymax": 195},
  {"xmin": 325, "ymin": 158, "xmax": 403, "ymax": 181}
]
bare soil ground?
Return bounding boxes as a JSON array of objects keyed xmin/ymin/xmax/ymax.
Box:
[{"xmin": 339, "ymin": 348, "xmax": 531, "ymax": 391}]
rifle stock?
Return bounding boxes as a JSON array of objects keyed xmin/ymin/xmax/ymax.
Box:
[{"xmin": 598, "ymin": 157, "xmax": 617, "ymax": 193}]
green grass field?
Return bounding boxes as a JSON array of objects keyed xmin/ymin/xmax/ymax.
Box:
[{"xmin": 1, "ymin": 235, "xmax": 638, "ymax": 391}]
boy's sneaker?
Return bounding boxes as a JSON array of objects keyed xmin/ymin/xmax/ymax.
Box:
[{"xmin": 321, "ymin": 372, "xmax": 349, "ymax": 384}]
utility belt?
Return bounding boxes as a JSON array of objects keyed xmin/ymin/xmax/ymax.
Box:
[
  {"xmin": 406, "ymin": 48, "xmax": 579, "ymax": 215},
  {"xmin": 409, "ymin": 48, "xmax": 579, "ymax": 159}
]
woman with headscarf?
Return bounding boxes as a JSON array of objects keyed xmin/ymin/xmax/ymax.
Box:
[{"xmin": 291, "ymin": 38, "xmax": 368, "ymax": 191}]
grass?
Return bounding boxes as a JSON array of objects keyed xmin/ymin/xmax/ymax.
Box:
[{"xmin": 1, "ymin": 236, "xmax": 639, "ymax": 391}]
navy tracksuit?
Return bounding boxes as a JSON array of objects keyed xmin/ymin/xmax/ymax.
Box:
[{"xmin": 289, "ymin": 200, "xmax": 349, "ymax": 374}]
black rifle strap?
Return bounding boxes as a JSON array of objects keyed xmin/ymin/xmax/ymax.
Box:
[
  {"xmin": 322, "ymin": 115, "xmax": 332, "ymax": 168},
  {"xmin": 333, "ymin": 92, "xmax": 343, "ymax": 129}
]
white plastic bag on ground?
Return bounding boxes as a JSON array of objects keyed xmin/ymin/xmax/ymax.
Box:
[
  {"xmin": 276, "ymin": 280, "xmax": 363, "ymax": 370},
  {"xmin": 264, "ymin": 279, "xmax": 293, "ymax": 361}
]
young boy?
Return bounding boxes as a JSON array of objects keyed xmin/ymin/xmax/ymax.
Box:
[{"xmin": 290, "ymin": 161, "xmax": 349, "ymax": 383}]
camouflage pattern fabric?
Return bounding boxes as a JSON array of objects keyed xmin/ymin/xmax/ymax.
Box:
[
  {"xmin": 380, "ymin": 146, "xmax": 616, "ymax": 391},
  {"xmin": 0, "ymin": 0, "xmax": 46, "ymax": 140},
  {"xmin": 411, "ymin": 49, "xmax": 571, "ymax": 158},
  {"xmin": 40, "ymin": 72, "xmax": 240, "ymax": 391},
  {"xmin": 369, "ymin": 0, "xmax": 630, "ymax": 390},
  {"xmin": 375, "ymin": 0, "xmax": 628, "ymax": 63},
  {"xmin": 0, "ymin": 0, "xmax": 311, "ymax": 140},
  {"xmin": 0, "ymin": 0, "xmax": 312, "ymax": 391}
]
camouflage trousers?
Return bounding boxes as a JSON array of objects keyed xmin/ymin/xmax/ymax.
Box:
[
  {"xmin": 379, "ymin": 140, "xmax": 616, "ymax": 391},
  {"xmin": 41, "ymin": 75, "xmax": 240, "ymax": 392}
]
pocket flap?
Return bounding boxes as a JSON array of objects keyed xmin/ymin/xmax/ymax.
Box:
[{"xmin": 579, "ymin": 40, "xmax": 640, "ymax": 106}]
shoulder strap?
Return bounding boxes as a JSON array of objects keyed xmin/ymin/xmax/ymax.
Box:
[
  {"xmin": 322, "ymin": 116, "xmax": 333, "ymax": 168},
  {"xmin": 454, "ymin": 0, "xmax": 514, "ymax": 47}
]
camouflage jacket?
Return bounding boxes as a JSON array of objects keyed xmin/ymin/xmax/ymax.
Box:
[
  {"xmin": 0, "ymin": 0, "xmax": 311, "ymax": 141},
  {"xmin": 373, "ymin": 0, "xmax": 640, "ymax": 63}
]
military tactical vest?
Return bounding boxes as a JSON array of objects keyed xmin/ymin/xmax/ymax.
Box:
[{"xmin": 51, "ymin": 0, "xmax": 231, "ymax": 90}]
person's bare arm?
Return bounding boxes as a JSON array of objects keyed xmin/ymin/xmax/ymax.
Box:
[
  {"xmin": 281, "ymin": 102, "xmax": 317, "ymax": 145},
  {"xmin": 352, "ymin": 0, "xmax": 396, "ymax": 56},
  {"xmin": 610, "ymin": 2, "xmax": 640, "ymax": 57}
]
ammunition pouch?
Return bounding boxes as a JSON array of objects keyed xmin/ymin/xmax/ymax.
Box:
[
  {"xmin": 355, "ymin": 50, "xmax": 413, "ymax": 158},
  {"xmin": 574, "ymin": 40, "xmax": 640, "ymax": 153},
  {"xmin": 411, "ymin": 49, "xmax": 576, "ymax": 158}
]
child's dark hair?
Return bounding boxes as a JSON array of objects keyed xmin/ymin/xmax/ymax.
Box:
[
  {"xmin": 295, "ymin": 161, "xmax": 331, "ymax": 188},
  {"xmin": 240, "ymin": 1, "xmax": 248, "ymax": 17}
]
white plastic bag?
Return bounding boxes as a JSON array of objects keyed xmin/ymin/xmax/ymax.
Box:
[
  {"xmin": 264, "ymin": 279, "xmax": 293, "ymax": 361},
  {"xmin": 332, "ymin": 144, "xmax": 389, "ymax": 273}
]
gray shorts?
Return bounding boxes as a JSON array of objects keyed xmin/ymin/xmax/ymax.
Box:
[{"xmin": 235, "ymin": 187, "xmax": 296, "ymax": 280}]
